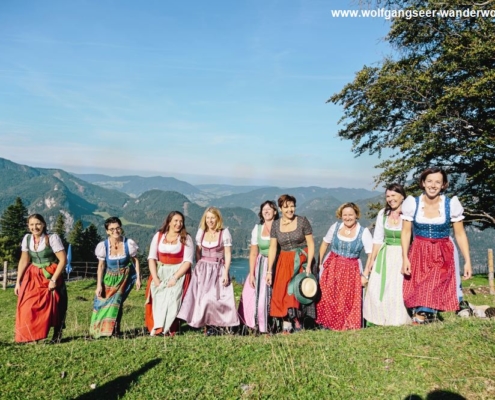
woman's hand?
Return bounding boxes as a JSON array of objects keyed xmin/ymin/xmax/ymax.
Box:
[
  {"xmin": 249, "ymin": 273, "xmax": 256, "ymax": 289},
  {"xmin": 153, "ymin": 277, "xmax": 161, "ymax": 288},
  {"xmin": 265, "ymin": 272, "xmax": 272, "ymax": 286},
  {"xmin": 305, "ymin": 267, "xmax": 311, "ymax": 275},
  {"xmin": 221, "ymin": 271, "xmax": 230, "ymax": 287},
  {"xmin": 135, "ymin": 276, "xmax": 142, "ymax": 290},
  {"xmin": 463, "ymin": 262, "xmax": 472, "ymax": 280},
  {"xmin": 95, "ymin": 283, "xmax": 102, "ymax": 297},
  {"xmin": 14, "ymin": 282, "xmax": 21, "ymax": 296},
  {"xmin": 401, "ymin": 258, "xmax": 411, "ymax": 276},
  {"xmin": 48, "ymin": 279, "xmax": 57, "ymax": 292},
  {"xmin": 361, "ymin": 275, "xmax": 369, "ymax": 287},
  {"xmin": 166, "ymin": 276, "xmax": 177, "ymax": 288}
]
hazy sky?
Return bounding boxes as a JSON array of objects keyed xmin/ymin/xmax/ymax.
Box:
[{"xmin": 0, "ymin": 0, "xmax": 393, "ymax": 189}]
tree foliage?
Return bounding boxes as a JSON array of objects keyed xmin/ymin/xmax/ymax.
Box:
[
  {"xmin": 329, "ymin": 0, "xmax": 495, "ymax": 228},
  {"xmin": 68, "ymin": 220, "xmax": 84, "ymax": 262},
  {"xmin": 0, "ymin": 197, "xmax": 28, "ymax": 263},
  {"xmin": 80, "ymin": 223, "xmax": 102, "ymax": 262},
  {"xmin": 53, "ymin": 213, "xmax": 68, "ymax": 250}
]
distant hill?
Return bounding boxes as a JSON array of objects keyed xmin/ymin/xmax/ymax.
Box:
[
  {"xmin": 73, "ymin": 173, "xmax": 213, "ymax": 203},
  {"xmin": 212, "ymin": 186, "xmax": 381, "ymax": 211},
  {"xmin": 196, "ymin": 184, "xmax": 269, "ymax": 197}
]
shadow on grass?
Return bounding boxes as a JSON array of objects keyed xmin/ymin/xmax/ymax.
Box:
[
  {"xmin": 73, "ymin": 358, "xmax": 162, "ymax": 400},
  {"xmin": 404, "ymin": 390, "xmax": 467, "ymax": 400}
]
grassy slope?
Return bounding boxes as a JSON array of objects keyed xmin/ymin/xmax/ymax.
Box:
[{"xmin": 1, "ymin": 279, "xmax": 495, "ymax": 399}]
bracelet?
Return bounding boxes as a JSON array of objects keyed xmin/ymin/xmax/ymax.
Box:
[
  {"xmin": 266, "ymin": 272, "xmax": 272, "ymax": 275},
  {"xmin": 361, "ymin": 273, "xmax": 370, "ymax": 280},
  {"xmin": 50, "ymin": 278, "xmax": 56, "ymax": 283}
]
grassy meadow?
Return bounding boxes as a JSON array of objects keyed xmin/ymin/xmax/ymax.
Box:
[{"xmin": 1, "ymin": 277, "xmax": 495, "ymax": 399}]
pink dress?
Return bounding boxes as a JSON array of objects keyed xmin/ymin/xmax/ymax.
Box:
[{"xmin": 177, "ymin": 228, "xmax": 239, "ymax": 328}]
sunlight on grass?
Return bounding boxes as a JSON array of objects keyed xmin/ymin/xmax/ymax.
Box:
[
  {"xmin": 1, "ymin": 279, "xmax": 495, "ymax": 399},
  {"xmin": 92, "ymin": 211, "xmax": 154, "ymax": 228}
]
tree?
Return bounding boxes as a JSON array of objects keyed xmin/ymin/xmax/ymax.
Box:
[
  {"xmin": 329, "ymin": 0, "xmax": 495, "ymax": 228},
  {"xmin": 0, "ymin": 197, "xmax": 28, "ymax": 263},
  {"xmin": 80, "ymin": 223, "xmax": 102, "ymax": 262},
  {"xmin": 53, "ymin": 213, "xmax": 68, "ymax": 249},
  {"xmin": 68, "ymin": 220, "xmax": 84, "ymax": 262}
]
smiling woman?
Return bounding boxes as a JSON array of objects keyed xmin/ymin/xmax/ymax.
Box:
[{"xmin": 401, "ymin": 167, "xmax": 473, "ymax": 324}]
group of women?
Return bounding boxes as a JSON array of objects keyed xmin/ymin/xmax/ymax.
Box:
[{"xmin": 13, "ymin": 166, "xmax": 472, "ymax": 342}]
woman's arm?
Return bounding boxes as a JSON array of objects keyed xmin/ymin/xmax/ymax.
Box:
[
  {"xmin": 149, "ymin": 258, "xmax": 160, "ymax": 287},
  {"xmin": 363, "ymin": 243, "xmax": 381, "ymax": 276},
  {"xmin": 305, "ymin": 234, "xmax": 315, "ymax": 274},
  {"xmin": 14, "ymin": 251, "xmax": 30, "ymax": 296},
  {"xmin": 266, "ymin": 238, "xmax": 278, "ymax": 286},
  {"xmin": 48, "ymin": 250, "xmax": 67, "ymax": 292},
  {"xmin": 95, "ymin": 259, "xmax": 105, "ymax": 297},
  {"xmin": 195, "ymin": 245, "xmax": 202, "ymax": 264},
  {"xmin": 453, "ymin": 221, "xmax": 472, "ymax": 280},
  {"xmin": 401, "ymin": 220, "xmax": 412, "ymax": 275},
  {"xmin": 132, "ymin": 256, "xmax": 141, "ymax": 290},
  {"xmin": 249, "ymin": 245, "xmax": 259, "ymax": 288},
  {"xmin": 222, "ymin": 246, "xmax": 232, "ymax": 286},
  {"xmin": 319, "ymin": 241, "xmax": 329, "ymax": 270}
]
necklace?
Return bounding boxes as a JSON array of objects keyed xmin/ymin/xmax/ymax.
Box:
[
  {"xmin": 165, "ymin": 234, "xmax": 179, "ymax": 244},
  {"xmin": 281, "ymin": 218, "xmax": 293, "ymax": 225},
  {"xmin": 207, "ymin": 230, "xmax": 217, "ymax": 241},
  {"xmin": 112, "ymin": 240, "xmax": 120, "ymax": 250},
  {"xmin": 344, "ymin": 224, "xmax": 357, "ymax": 236},
  {"xmin": 389, "ymin": 210, "xmax": 401, "ymax": 225}
]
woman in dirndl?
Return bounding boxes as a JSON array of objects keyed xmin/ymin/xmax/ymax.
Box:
[
  {"xmin": 316, "ymin": 203, "xmax": 373, "ymax": 331},
  {"xmin": 90, "ymin": 217, "xmax": 141, "ymax": 338},
  {"xmin": 238, "ymin": 200, "xmax": 279, "ymax": 333},
  {"xmin": 401, "ymin": 167, "xmax": 472, "ymax": 324},
  {"xmin": 362, "ymin": 184, "xmax": 411, "ymax": 326},
  {"xmin": 177, "ymin": 207, "xmax": 239, "ymax": 335},
  {"xmin": 15, "ymin": 214, "xmax": 68, "ymax": 343},
  {"xmin": 145, "ymin": 211, "xmax": 193, "ymax": 336},
  {"xmin": 265, "ymin": 194, "xmax": 316, "ymax": 333}
]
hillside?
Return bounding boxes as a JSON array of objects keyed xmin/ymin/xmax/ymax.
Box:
[{"xmin": 74, "ymin": 173, "xmax": 213, "ymax": 203}]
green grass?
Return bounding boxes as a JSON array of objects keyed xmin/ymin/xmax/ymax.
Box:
[
  {"xmin": 1, "ymin": 279, "xmax": 495, "ymax": 399},
  {"xmin": 92, "ymin": 211, "xmax": 155, "ymax": 228}
]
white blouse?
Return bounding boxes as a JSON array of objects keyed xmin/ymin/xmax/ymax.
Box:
[
  {"xmin": 147, "ymin": 232, "xmax": 194, "ymax": 263},
  {"xmin": 250, "ymin": 224, "xmax": 270, "ymax": 246},
  {"xmin": 401, "ymin": 195, "xmax": 464, "ymax": 224},
  {"xmin": 372, "ymin": 208, "xmax": 402, "ymax": 245},
  {"xmin": 21, "ymin": 233, "xmax": 65, "ymax": 254},
  {"xmin": 322, "ymin": 222, "xmax": 373, "ymax": 254},
  {"xmin": 95, "ymin": 238, "xmax": 139, "ymax": 260},
  {"xmin": 196, "ymin": 228, "xmax": 232, "ymax": 248}
]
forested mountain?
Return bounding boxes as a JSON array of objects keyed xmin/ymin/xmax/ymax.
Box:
[
  {"xmin": 1, "ymin": 157, "xmax": 493, "ymax": 267},
  {"xmin": 74, "ymin": 173, "xmax": 213, "ymax": 203}
]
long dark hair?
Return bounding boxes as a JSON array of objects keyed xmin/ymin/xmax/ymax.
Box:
[
  {"xmin": 27, "ymin": 213, "xmax": 48, "ymax": 235},
  {"xmin": 158, "ymin": 211, "xmax": 188, "ymax": 245},
  {"xmin": 384, "ymin": 183, "xmax": 407, "ymax": 215},
  {"xmin": 258, "ymin": 200, "xmax": 279, "ymax": 224}
]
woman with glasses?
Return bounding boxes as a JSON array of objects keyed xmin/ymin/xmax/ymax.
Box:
[{"xmin": 90, "ymin": 217, "xmax": 141, "ymax": 338}]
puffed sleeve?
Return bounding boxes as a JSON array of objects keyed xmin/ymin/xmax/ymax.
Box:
[
  {"xmin": 183, "ymin": 235, "xmax": 194, "ymax": 263},
  {"xmin": 323, "ymin": 222, "xmax": 338, "ymax": 244},
  {"xmin": 147, "ymin": 232, "xmax": 160, "ymax": 260},
  {"xmin": 372, "ymin": 209, "xmax": 386, "ymax": 244},
  {"xmin": 49, "ymin": 234, "xmax": 65, "ymax": 253},
  {"xmin": 95, "ymin": 241, "xmax": 107, "ymax": 260},
  {"xmin": 126, "ymin": 238, "xmax": 139, "ymax": 257},
  {"xmin": 251, "ymin": 225, "xmax": 258, "ymax": 245},
  {"xmin": 362, "ymin": 228, "xmax": 373, "ymax": 254},
  {"xmin": 450, "ymin": 196, "xmax": 465, "ymax": 222},
  {"xmin": 270, "ymin": 220, "xmax": 279, "ymax": 239},
  {"xmin": 196, "ymin": 228, "xmax": 204, "ymax": 245},
  {"xmin": 300, "ymin": 216, "xmax": 313, "ymax": 236},
  {"xmin": 401, "ymin": 196, "xmax": 417, "ymax": 221},
  {"xmin": 222, "ymin": 228, "xmax": 233, "ymax": 247},
  {"xmin": 21, "ymin": 234, "xmax": 30, "ymax": 252}
]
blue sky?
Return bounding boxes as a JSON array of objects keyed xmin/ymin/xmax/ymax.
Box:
[{"xmin": 0, "ymin": 0, "xmax": 393, "ymax": 189}]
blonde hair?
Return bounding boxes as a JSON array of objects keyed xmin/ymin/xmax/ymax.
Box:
[
  {"xmin": 336, "ymin": 202, "xmax": 361, "ymax": 219},
  {"xmin": 199, "ymin": 207, "xmax": 224, "ymax": 231}
]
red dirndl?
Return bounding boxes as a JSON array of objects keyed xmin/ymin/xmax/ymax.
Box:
[{"xmin": 403, "ymin": 236, "xmax": 458, "ymax": 311}]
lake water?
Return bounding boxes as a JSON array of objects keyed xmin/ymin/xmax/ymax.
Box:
[{"xmin": 230, "ymin": 258, "xmax": 249, "ymax": 283}]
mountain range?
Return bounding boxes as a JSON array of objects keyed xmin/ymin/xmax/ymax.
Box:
[{"xmin": 0, "ymin": 157, "xmax": 492, "ymax": 269}]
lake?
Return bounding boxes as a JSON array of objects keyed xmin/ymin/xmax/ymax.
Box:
[{"xmin": 230, "ymin": 258, "xmax": 249, "ymax": 283}]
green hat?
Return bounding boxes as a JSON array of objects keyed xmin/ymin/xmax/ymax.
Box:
[{"xmin": 292, "ymin": 273, "xmax": 318, "ymax": 305}]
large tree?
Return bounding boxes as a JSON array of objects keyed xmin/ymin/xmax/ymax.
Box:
[
  {"xmin": 329, "ymin": 0, "xmax": 495, "ymax": 228},
  {"xmin": 68, "ymin": 220, "xmax": 84, "ymax": 262},
  {"xmin": 53, "ymin": 213, "xmax": 68, "ymax": 250},
  {"xmin": 80, "ymin": 223, "xmax": 102, "ymax": 262},
  {"xmin": 0, "ymin": 197, "xmax": 28, "ymax": 263}
]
